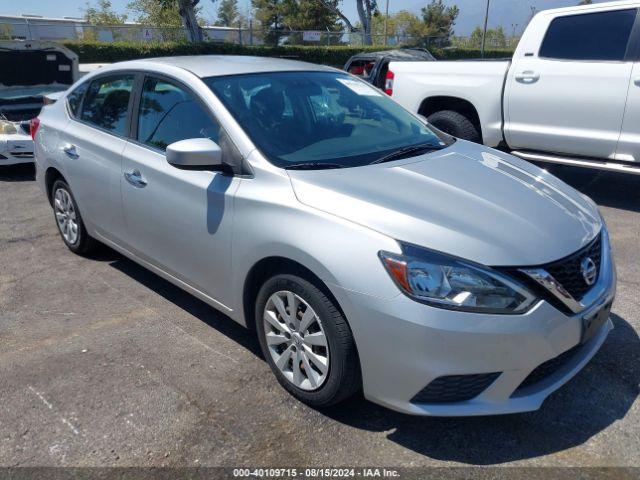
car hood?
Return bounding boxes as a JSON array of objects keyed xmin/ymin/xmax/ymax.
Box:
[{"xmin": 287, "ymin": 142, "xmax": 601, "ymax": 266}]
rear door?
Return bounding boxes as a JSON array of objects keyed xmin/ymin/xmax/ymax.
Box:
[
  {"xmin": 120, "ymin": 74, "xmax": 240, "ymax": 307},
  {"xmin": 505, "ymin": 8, "xmax": 637, "ymax": 159},
  {"xmin": 63, "ymin": 73, "xmax": 135, "ymax": 243}
]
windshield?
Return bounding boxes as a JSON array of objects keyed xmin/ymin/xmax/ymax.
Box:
[{"xmin": 204, "ymin": 71, "xmax": 452, "ymax": 168}]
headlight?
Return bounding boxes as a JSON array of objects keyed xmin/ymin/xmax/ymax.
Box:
[{"xmin": 379, "ymin": 244, "xmax": 536, "ymax": 314}]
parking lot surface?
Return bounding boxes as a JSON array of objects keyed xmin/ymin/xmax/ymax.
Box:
[{"xmin": 1, "ymin": 163, "xmax": 639, "ymax": 468}]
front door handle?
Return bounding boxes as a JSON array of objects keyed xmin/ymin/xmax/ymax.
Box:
[
  {"xmin": 514, "ymin": 71, "xmax": 540, "ymax": 83},
  {"xmin": 124, "ymin": 169, "xmax": 147, "ymax": 188},
  {"xmin": 634, "ymin": 77, "xmax": 640, "ymax": 86},
  {"xmin": 62, "ymin": 144, "xmax": 79, "ymax": 159}
]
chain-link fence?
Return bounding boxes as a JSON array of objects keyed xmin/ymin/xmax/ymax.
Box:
[{"xmin": 0, "ymin": 17, "xmax": 519, "ymax": 50}]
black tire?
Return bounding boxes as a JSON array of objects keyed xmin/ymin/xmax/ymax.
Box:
[
  {"xmin": 51, "ymin": 179, "xmax": 97, "ymax": 255},
  {"xmin": 427, "ymin": 110, "xmax": 481, "ymax": 143},
  {"xmin": 255, "ymin": 274, "xmax": 361, "ymax": 407}
]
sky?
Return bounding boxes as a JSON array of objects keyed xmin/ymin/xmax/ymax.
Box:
[{"xmin": 1, "ymin": 0, "xmax": 609, "ymax": 35}]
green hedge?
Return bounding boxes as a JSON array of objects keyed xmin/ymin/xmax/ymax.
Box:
[{"xmin": 63, "ymin": 40, "xmax": 513, "ymax": 67}]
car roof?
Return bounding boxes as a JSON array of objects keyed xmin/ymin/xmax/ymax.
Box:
[{"xmin": 110, "ymin": 55, "xmax": 338, "ymax": 78}]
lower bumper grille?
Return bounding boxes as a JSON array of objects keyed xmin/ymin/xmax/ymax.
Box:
[
  {"xmin": 514, "ymin": 344, "xmax": 581, "ymax": 394},
  {"xmin": 411, "ymin": 372, "xmax": 501, "ymax": 404}
]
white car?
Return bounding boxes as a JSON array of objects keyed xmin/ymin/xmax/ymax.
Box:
[
  {"xmin": 387, "ymin": 0, "xmax": 640, "ymax": 175},
  {"xmin": 0, "ymin": 40, "xmax": 78, "ymax": 166}
]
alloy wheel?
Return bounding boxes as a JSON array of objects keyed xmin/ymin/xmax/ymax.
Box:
[
  {"xmin": 263, "ymin": 290, "xmax": 330, "ymax": 391},
  {"xmin": 54, "ymin": 188, "xmax": 79, "ymax": 245}
]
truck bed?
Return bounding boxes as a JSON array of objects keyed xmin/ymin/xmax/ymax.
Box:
[{"xmin": 389, "ymin": 60, "xmax": 512, "ymax": 147}]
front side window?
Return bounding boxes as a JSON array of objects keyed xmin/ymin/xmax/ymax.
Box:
[
  {"xmin": 539, "ymin": 9, "xmax": 637, "ymax": 61},
  {"xmin": 80, "ymin": 75, "xmax": 134, "ymax": 135},
  {"xmin": 205, "ymin": 71, "xmax": 449, "ymax": 168},
  {"xmin": 137, "ymin": 77, "xmax": 220, "ymax": 151}
]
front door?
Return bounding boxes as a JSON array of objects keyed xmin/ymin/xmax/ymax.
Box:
[
  {"xmin": 121, "ymin": 75, "xmax": 240, "ymax": 307},
  {"xmin": 505, "ymin": 8, "xmax": 637, "ymax": 159}
]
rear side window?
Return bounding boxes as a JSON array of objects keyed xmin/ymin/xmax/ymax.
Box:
[
  {"xmin": 539, "ymin": 9, "xmax": 637, "ymax": 61},
  {"xmin": 137, "ymin": 77, "xmax": 220, "ymax": 151},
  {"xmin": 81, "ymin": 75, "xmax": 134, "ymax": 136},
  {"xmin": 67, "ymin": 82, "xmax": 88, "ymax": 117}
]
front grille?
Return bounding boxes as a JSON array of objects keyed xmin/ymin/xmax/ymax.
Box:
[
  {"xmin": 411, "ymin": 372, "xmax": 501, "ymax": 404},
  {"xmin": 513, "ymin": 344, "xmax": 581, "ymax": 394},
  {"xmin": 501, "ymin": 233, "xmax": 603, "ymax": 314},
  {"xmin": 544, "ymin": 234, "xmax": 602, "ymax": 301}
]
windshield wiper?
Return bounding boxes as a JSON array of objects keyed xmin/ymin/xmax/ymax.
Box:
[
  {"xmin": 285, "ymin": 162, "xmax": 345, "ymax": 170},
  {"xmin": 369, "ymin": 143, "xmax": 444, "ymax": 165}
]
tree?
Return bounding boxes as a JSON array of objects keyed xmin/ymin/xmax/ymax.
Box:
[
  {"xmin": 127, "ymin": 0, "xmax": 204, "ymax": 41},
  {"xmin": 304, "ymin": 0, "xmax": 377, "ymax": 45},
  {"xmin": 128, "ymin": 0, "xmax": 183, "ymax": 26},
  {"xmin": 85, "ymin": 0, "xmax": 127, "ymax": 25},
  {"xmin": 371, "ymin": 10, "xmax": 427, "ymax": 44},
  {"xmin": 253, "ymin": 0, "xmax": 343, "ymax": 45},
  {"xmin": 283, "ymin": 0, "xmax": 341, "ymax": 30},
  {"xmin": 578, "ymin": 0, "xmax": 592, "ymax": 4},
  {"xmin": 252, "ymin": 0, "xmax": 286, "ymax": 45},
  {"xmin": 216, "ymin": 0, "xmax": 239, "ymax": 26},
  {"xmin": 421, "ymin": 0, "xmax": 459, "ymax": 45},
  {"xmin": 469, "ymin": 25, "xmax": 506, "ymax": 48},
  {"xmin": 174, "ymin": 0, "xmax": 204, "ymax": 41}
]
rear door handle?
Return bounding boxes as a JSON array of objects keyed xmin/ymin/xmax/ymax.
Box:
[
  {"xmin": 514, "ymin": 71, "xmax": 540, "ymax": 83},
  {"xmin": 62, "ymin": 144, "xmax": 79, "ymax": 159},
  {"xmin": 634, "ymin": 77, "xmax": 640, "ymax": 86},
  {"xmin": 124, "ymin": 169, "xmax": 147, "ymax": 188}
]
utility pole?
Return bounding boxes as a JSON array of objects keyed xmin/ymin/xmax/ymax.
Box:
[
  {"xmin": 528, "ymin": 6, "xmax": 537, "ymax": 25},
  {"xmin": 383, "ymin": 0, "xmax": 389, "ymax": 46},
  {"xmin": 480, "ymin": 0, "xmax": 490, "ymax": 58}
]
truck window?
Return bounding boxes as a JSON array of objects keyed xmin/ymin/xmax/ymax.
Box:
[{"xmin": 539, "ymin": 8, "xmax": 637, "ymax": 61}]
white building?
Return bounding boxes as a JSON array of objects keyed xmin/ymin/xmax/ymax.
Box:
[{"xmin": 0, "ymin": 14, "xmax": 243, "ymax": 43}]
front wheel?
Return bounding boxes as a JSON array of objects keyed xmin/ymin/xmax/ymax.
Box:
[{"xmin": 255, "ymin": 274, "xmax": 361, "ymax": 407}]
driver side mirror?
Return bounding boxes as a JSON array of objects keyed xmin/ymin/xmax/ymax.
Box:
[{"xmin": 166, "ymin": 138, "xmax": 222, "ymax": 169}]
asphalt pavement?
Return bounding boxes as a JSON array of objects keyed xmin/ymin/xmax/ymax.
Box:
[{"xmin": 1, "ymin": 163, "xmax": 639, "ymax": 468}]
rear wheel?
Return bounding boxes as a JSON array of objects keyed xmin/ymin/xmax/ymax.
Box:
[
  {"xmin": 51, "ymin": 179, "xmax": 97, "ymax": 255},
  {"xmin": 427, "ymin": 110, "xmax": 481, "ymax": 143},
  {"xmin": 255, "ymin": 274, "xmax": 361, "ymax": 407}
]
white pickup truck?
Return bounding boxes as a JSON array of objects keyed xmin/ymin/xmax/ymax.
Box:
[{"xmin": 387, "ymin": 1, "xmax": 640, "ymax": 175}]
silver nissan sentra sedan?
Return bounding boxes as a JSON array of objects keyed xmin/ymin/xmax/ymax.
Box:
[{"xmin": 33, "ymin": 56, "xmax": 616, "ymax": 416}]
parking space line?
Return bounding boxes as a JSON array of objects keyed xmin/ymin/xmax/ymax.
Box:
[{"xmin": 27, "ymin": 385, "xmax": 81, "ymax": 436}]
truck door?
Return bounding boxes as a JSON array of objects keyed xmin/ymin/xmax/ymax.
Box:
[
  {"xmin": 505, "ymin": 8, "xmax": 637, "ymax": 160},
  {"xmin": 615, "ymin": 58, "xmax": 640, "ymax": 163}
]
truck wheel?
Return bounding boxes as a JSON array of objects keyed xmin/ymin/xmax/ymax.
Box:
[{"xmin": 427, "ymin": 110, "xmax": 481, "ymax": 143}]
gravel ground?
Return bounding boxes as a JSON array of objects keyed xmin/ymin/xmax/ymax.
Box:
[{"xmin": 1, "ymin": 163, "xmax": 639, "ymax": 469}]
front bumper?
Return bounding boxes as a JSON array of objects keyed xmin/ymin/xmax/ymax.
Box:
[{"xmin": 331, "ymin": 238, "xmax": 616, "ymax": 416}]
